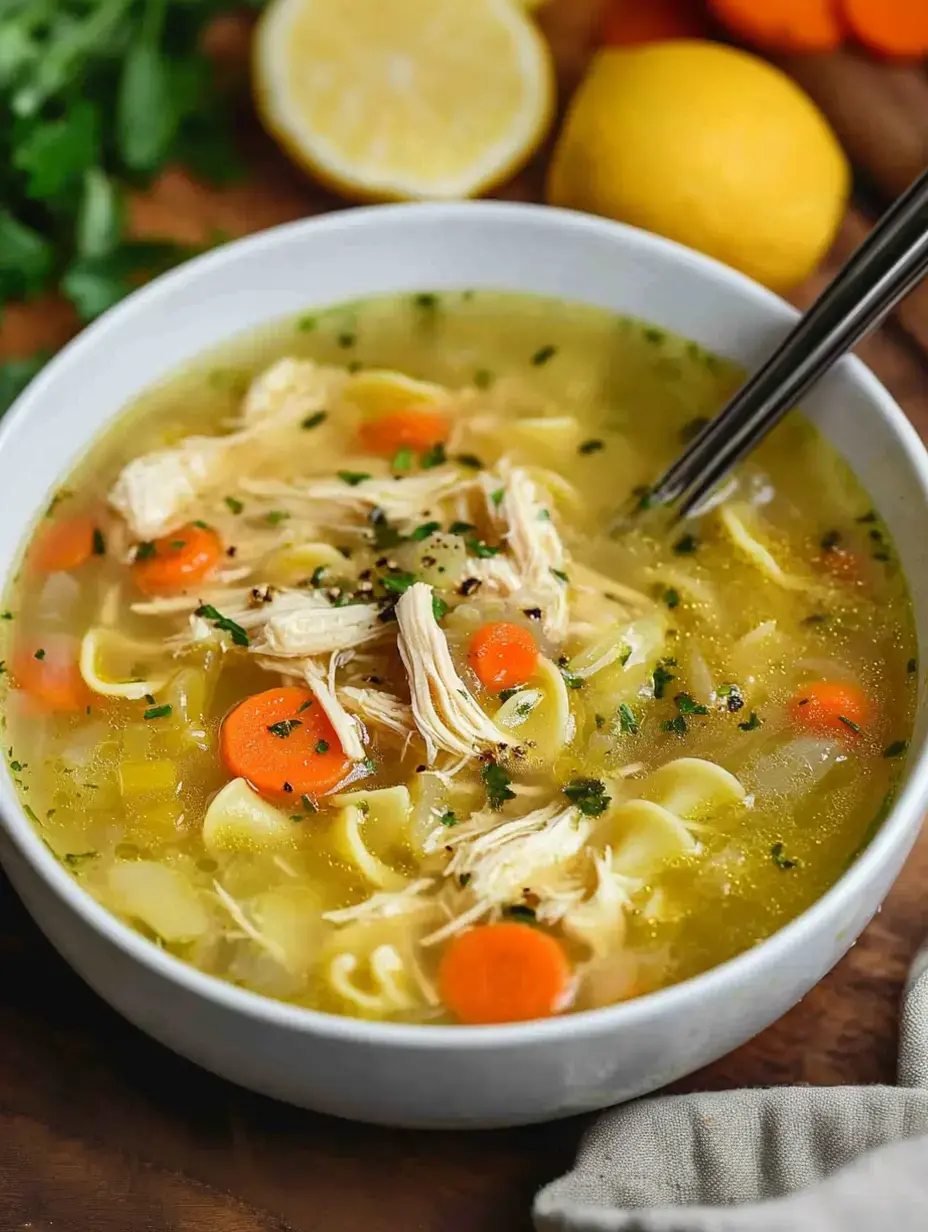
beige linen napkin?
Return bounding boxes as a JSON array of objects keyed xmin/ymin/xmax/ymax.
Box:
[{"xmin": 534, "ymin": 938, "xmax": 928, "ymax": 1231}]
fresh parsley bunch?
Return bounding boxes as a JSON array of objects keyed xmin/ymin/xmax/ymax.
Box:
[{"xmin": 0, "ymin": 0, "xmax": 260, "ymax": 407}]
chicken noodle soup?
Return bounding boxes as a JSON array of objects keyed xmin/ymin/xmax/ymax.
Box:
[{"xmin": 2, "ymin": 292, "xmax": 916, "ymax": 1024}]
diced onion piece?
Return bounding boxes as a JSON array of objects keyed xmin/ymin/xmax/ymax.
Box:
[
  {"xmin": 118, "ymin": 759, "xmax": 177, "ymax": 797},
  {"xmin": 107, "ymin": 861, "xmax": 209, "ymax": 942}
]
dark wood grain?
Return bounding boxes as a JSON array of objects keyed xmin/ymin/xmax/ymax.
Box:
[{"xmin": 1, "ymin": 7, "xmax": 927, "ymax": 1229}]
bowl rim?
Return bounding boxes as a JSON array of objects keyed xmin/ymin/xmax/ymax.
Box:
[{"xmin": 3, "ymin": 199, "xmax": 928, "ymax": 1049}]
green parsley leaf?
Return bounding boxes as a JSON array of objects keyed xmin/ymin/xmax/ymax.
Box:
[
  {"xmin": 563, "ymin": 777, "xmax": 611, "ymax": 817},
  {"xmin": 381, "ymin": 571, "xmax": 416, "ymax": 595},
  {"xmin": 195, "ymin": 604, "xmax": 249, "ymax": 647},
  {"xmin": 531, "ymin": 344, "xmax": 557, "ymax": 366},
  {"xmin": 482, "ymin": 760, "xmax": 515, "ymax": 810},
  {"xmin": 652, "ymin": 662, "xmax": 676, "ymax": 699},
  {"xmin": 557, "ymin": 660, "xmax": 584, "ymax": 690},
  {"xmin": 490, "ymin": 488, "xmax": 505, "ymax": 507},
  {"xmin": 550, "ymin": 567, "xmax": 569, "ymax": 583},
  {"xmin": 771, "ymin": 842, "xmax": 798, "ymax": 870},
  {"xmin": 449, "ymin": 520, "xmax": 476, "ymax": 535},
  {"xmin": 392, "ymin": 446, "xmax": 414, "ymax": 471},
  {"xmin": 92, "ymin": 527, "xmax": 106, "ymax": 556},
  {"xmin": 618, "ymin": 703, "xmax": 639, "ymax": 734},
  {"xmin": 675, "ymin": 692, "xmax": 708, "ymax": 716},
  {"xmin": 455, "ymin": 453, "xmax": 484, "ymax": 470},
  {"xmin": 663, "ymin": 587, "xmax": 680, "ymax": 609},
  {"xmin": 135, "ymin": 541, "xmax": 157, "ymax": 560},
  {"xmin": 439, "ymin": 810, "xmax": 458, "ymax": 827},
  {"xmin": 34, "ymin": 648, "xmax": 45, "ymax": 661},
  {"xmin": 370, "ymin": 508, "xmax": 405, "ymax": 550},
  {"xmin": 410, "ymin": 521, "xmax": 440, "ymax": 542},
  {"xmin": 672, "ymin": 533, "xmax": 698, "ymax": 555},
  {"xmin": 267, "ymin": 719, "xmax": 302, "ymax": 738},
  {"xmin": 662, "ymin": 715, "xmax": 687, "ymax": 735},
  {"xmin": 224, "ymin": 496, "xmax": 244, "ymax": 515},
  {"xmin": 143, "ymin": 704, "xmax": 172, "ymax": 720},
  {"xmin": 338, "ymin": 470, "xmax": 372, "ymax": 487},
  {"xmin": 420, "ymin": 441, "xmax": 447, "ymax": 469},
  {"xmin": 315, "ymin": 739, "xmax": 330, "ymax": 754},
  {"xmin": 266, "ymin": 510, "xmax": 290, "ymax": 526},
  {"xmin": 738, "ymin": 711, "xmax": 761, "ymax": 731},
  {"xmin": 466, "ymin": 538, "xmax": 501, "ymax": 558},
  {"xmin": 474, "ymin": 369, "xmax": 494, "ymax": 390},
  {"xmin": 432, "ymin": 595, "xmax": 449, "ymax": 621},
  {"xmin": 578, "ymin": 439, "xmax": 604, "ymax": 455},
  {"xmin": 502, "ymin": 904, "xmax": 536, "ymax": 922},
  {"xmin": 301, "ymin": 411, "xmax": 327, "ymax": 430},
  {"xmin": 884, "ymin": 740, "xmax": 908, "ymax": 758}
]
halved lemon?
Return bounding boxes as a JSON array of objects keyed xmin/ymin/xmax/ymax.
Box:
[{"xmin": 253, "ymin": 0, "xmax": 555, "ymax": 201}]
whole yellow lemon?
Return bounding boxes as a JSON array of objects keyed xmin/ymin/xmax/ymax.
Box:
[{"xmin": 547, "ymin": 41, "xmax": 849, "ymax": 292}]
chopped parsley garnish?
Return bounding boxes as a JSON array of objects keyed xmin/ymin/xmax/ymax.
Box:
[
  {"xmin": 267, "ymin": 719, "xmax": 302, "ymax": 738},
  {"xmin": 458, "ymin": 873, "xmax": 472, "ymax": 887},
  {"xmin": 34, "ymin": 648, "xmax": 45, "ymax": 660},
  {"xmin": 9, "ymin": 761, "xmax": 23, "ymax": 773},
  {"xmin": 643, "ymin": 326, "xmax": 665, "ymax": 345},
  {"xmin": 301, "ymin": 794, "xmax": 316, "ymax": 813},
  {"xmin": 144, "ymin": 704, "xmax": 172, "ymax": 720},
  {"xmin": 170, "ymin": 539, "xmax": 186, "ymax": 550},
  {"xmin": 301, "ymin": 410, "xmax": 327, "ymax": 430},
  {"xmin": 498, "ymin": 686, "xmax": 524, "ymax": 703},
  {"xmin": 538, "ymin": 509, "xmax": 551, "ymax": 521},
  {"xmin": 672, "ymin": 533, "xmax": 698, "ymax": 555},
  {"xmin": 490, "ymin": 487, "xmax": 505, "ymax": 507},
  {"xmin": 455, "ymin": 453, "xmax": 484, "ymax": 470},
  {"xmin": 413, "ymin": 292, "xmax": 438, "ymax": 310},
  {"xmin": 618, "ymin": 703, "xmax": 639, "ymax": 735},
  {"xmin": 308, "ymin": 565, "xmax": 327, "ymax": 588},
  {"xmin": 503, "ymin": 904, "xmax": 537, "ymax": 922},
  {"xmin": 675, "ymin": 692, "xmax": 708, "ymax": 716},
  {"xmin": 298, "ymin": 699, "xmax": 314, "ymax": 712},
  {"xmin": 195, "ymin": 604, "xmax": 249, "ymax": 647},
  {"xmin": 578, "ymin": 439, "xmax": 604, "ymax": 455},
  {"xmin": 337, "ymin": 470, "xmax": 371, "ymax": 487},
  {"xmin": 594, "ymin": 713, "xmax": 605, "ymax": 730},
  {"xmin": 439, "ymin": 810, "xmax": 458, "ymax": 827},
  {"xmin": 337, "ymin": 331, "xmax": 356, "ymax": 349},
  {"xmin": 315, "ymin": 739, "xmax": 330, "ymax": 754},
  {"xmin": 718, "ymin": 683, "xmax": 745, "ymax": 713},
  {"xmin": 563, "ymin": 777, "xmax": 611, "ymax": 817},
  {"xmin": 856, "ymin": 510, "xmax": 878, "ymax": 524},
  {"xmin": 663, "ymin": 587, "xmax": 680, "ymax": 609},
  {"xmin": 410, "ymin": 521, "xmax": 440, "ymax": 541},
  {"xmin": 466, "ymin": 538, "xmax": 501, "ymax": 558},
  {"xmin": 631, "ymin": 484, "xmax": 653, "ymax": 512},
  {"xmin": 557, "ymin": 659, "xmax": 584, "ymax": 690},
  {"xmin": 838, "ymin": 714, "xmax": 861, "ymax": 734},
  {"xmin": 771, "ymin": 842, "xmax": 797, "ymax": 870},
  {"xmin": 738, "ymin": 711, "xmax": 761, "ymax": 731},
  {"xmin": 450, "ymin": 520, "xmax": 476, "ymax": 535},
  {"xmin": 482, "ymin": 760, "xmax": 515, "ymax": 810},
  {"xmin": 652, "ymin": 661, "xmax": 676, "ymax": 699},
  {"xmin": 135, "ymin": 541, "xmax": 156, "ymax": 560},
  {"xmin": 63, "ymin": 851, "xmax": 99, "ymax": 870},
  {"xmin": 392, "ymin": 446, "xmax": 414, "ymax": 471},
  {"xmin": 531, "ymin": 344, "xmax": 557, "ymax": 366},
  {"xmin": 420, "ymin": 441, "xmax": 447, "ymax": 469},
  {"xmin": 297, "ymin": 315, "xmax": 317, "ymax": 332},
  {"xmin": 820, "ymin": 529, "xmax": 842, "ymax": 551},
  {"xmin": 266, "ymin": 510, "xmax": 290, "ymax": 526},
  {"xmin": 803, "ymin": 613, "xmax": 830, "ymax": 626},
  {"xmin": 662, "ymin": 715, "xmax": 687, "ymax": 736},
  {"xmin": 92, "ymin": 528, "xmax": 106, "ymax": 556},
  {"xmin": 432, "ymin": 596, "xmax": 449, "ymax": 621},
  {"xmin": 907, "ymin": 658, "xmax": 917, "ymax": 674},
  {"xmin": 362, "ymin": 757, "xmax": 376, "ymax": 773},
  {"xmin": 224, "ymin": 496, "xmax": 244, "ymax": 515},
  {"xmin": 0, "ymin": 611, "xmax": 12, "ymax": 621},
  {"xmin": 474, "ymin": 369, "xmax": 494, "ymax": 390},
  {"xmin": 381, "ymin": 571, "xmax": 417, "ymax": 595},
  {"xmin": 370, "ymin": 508, "xmax": 405, "ymax": 550},
  {"xmin": 884, "ymin": 740, "xmax": 908, "ymax": 758},
  {"xmin": 550, "ymin": 567, "xmax": 569, "ymax": 583}
]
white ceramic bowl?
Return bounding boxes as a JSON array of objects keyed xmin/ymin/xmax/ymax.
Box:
[{"xmin": 1, "ymin": 203, "xmax": 927, "ymax": 1129}]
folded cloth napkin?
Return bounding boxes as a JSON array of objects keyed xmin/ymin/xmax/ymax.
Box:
[{"xmin": 534, "ymin": 936, "xmax": 928, "ymax": 1231}]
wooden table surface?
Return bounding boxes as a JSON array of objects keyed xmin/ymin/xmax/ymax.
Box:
[{"xmin": 2, "ymin": 5, "xmax": 928, "ymax": 1229}]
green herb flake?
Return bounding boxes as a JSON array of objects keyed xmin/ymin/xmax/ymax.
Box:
[
  {"xmin": 170, "ymin": 539, "xmax": 186, "ymax": 550},
  {"xmin": 392, "ymin": 446, "xmax": 414, "ymax": 471},
  {"xmin": 9, "ymin": 761, "xmax": 23, "ymax": 773},
  {"xmin": 618, "ymin": 703, "xmax": 639, "ymax": 735},
  {"xmin": 298, "ymin": 699, "xmax": 314, "ymax": 713},
  {"xmin": 558, "ymin": 660, "xmax": 584, "ymax": 690},
  {"xmin": 578, "ymin": 439, "xmax": 605, "ymax": 455},
  {"xmin": 594, "ymin": 713, "xmax": 605, "ymax": 730},
  {"xmin": 370, "ymin": 508, "xmax": 406, "ymax": 551},
  {"xmin": 458, "ymin": 873, "xmax": 472, "ymax": 888},
  {"xmin": 224, "ymin": 496, "xmax": 244, "ymax": 515},
  {"xmin": 550, "ymin": 567, "xmax": 569, "ymax": 583},
  {"xmin": 482, "ymin": 760, "xmax": 515, "ymax": 810},
  {"xmin": 338, "ymin": 470, "xmax": 372, "ymax": 487},
  {"xmin": 490, "ymin": 488, "xmax": 505, "ymax": 507},
  {"xmin": 34, "ymin": 649, "xmax": 45, "ymax": 661},
  {"xmin": 907, "ymin": 658, "xmax": 917, "ymax": 674},
  {"xmin": 883, "ymin": 740, "xmax": 908, "ymax": 759},
  {"xmin": 296, "ymin": 315, "xmax": 317, "ymax": 333},
  {"xmin": 381, "ymin": 571, "xmax": 417, "ymax": 595},
  {"xmin": 144, "ymin": 704, "xmax": 172, "ymax": 720},
  {"xmin": 266, "ymin": 510, "xmax": 290, "ymax": 526},
  {"xmin": 135, "ymin": 541, "xmax": 157, "ymax": 561},
  {"xmin": 268, "ymin": 719, "xmax": 302, "ymax": 738},
  {"xmin": 675, "ymin": 692, "xmax": 708, "ymax": 716},
  {"xmin": 432, "ymin": 596, "xmax": 449, "ymax": 621},
  {"xmin": 308, "ymin": 565, "xmax": 327, "ymax": 588},
  {"xmin": 0, "ymin": 612, "xmax": 12, "ymax": 621},
  {"xmin": 771, "ymin": 842, "xmax": 798, "ymax": 870},
  {"xmin": 92, "ymin": 528, "xmax": 106, "ymax": 556},
  {"xmin": 738, "ymin": 711, "xmax": 761, "ymax": 731},
  {"xmin": 467, "ymin": 538, "xmax": 502, "ymax": 558},
  {"xmin": 563, "ymin": 777, "xmax": 611, "ymax": 817},
  {"xmin": 718, "ymin": 683, "xmax": 745, "ymax": 713},
  {"xmin": 672, "ymin": 533, "xmax": 698, "ymax": 555},
  {"xmin": 439, "ymin": 810, "xmax": 458, "ymax": 827},
  {"xmin": 531, "ymin": 345, "xmax": 557, "ymax": 366},
  {"xmin": 301, "ymin": 411, "xmax": 327, "ymax": 430},
  {"xmin": 474, "ymin": 369, "xmax": 494, "ymax": 390},
  {"xmin": 413, "ymin": 292, "xmax": 438, "ymax": 311},
  {"xmin": 820, "ymin": 529, "xmax": 842, "ymax": 552},
  {"xmin": 301, "ymin": 794, "xmax": 316, "ymax": 814},
  {"xmin": 410, "ymin": 521, "xmax": 440, "ymax": 542},
  {"xmin": 420, "ymin": 442, "xmax": 447, "ymax": 469},
  {"xmin": 663, "ymin": 587, "xmax": 680, "ymax": 609},
  {"xmin": 315, "ymin": 739, "xmax": 330, "ymax": 754},
  {"xmin": 662, "ymin": 715, "xmax": 687, "ymax": 736},
  {"xmin": 455, "ymin": 453, "xmax": 484, "ymax": 470},
  {"xmin": 195, "ymin": 604, "xmax": 249, "ymax": 647},
  {"xmin": 337, "ymin": 332, "xmax": 356, "ymax": 349},
  {"xmin": 498, "ymin": 686, "xmax": 524, "ymax": 703},
  {"xmin": 450, "ymin": 520, "xmax": 476, "ymax": 535},
  {"xmin": 643, "ymin": 327, "xmax": 666, "ymax": 345},
  {"xmin": 652, "ymin": 662, "xmax": 676, "ymax": 699}
]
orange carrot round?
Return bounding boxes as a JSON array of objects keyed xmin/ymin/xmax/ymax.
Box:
[
  {"xmin": 220, "ymin": 686, "xmax": 351, "ymax": 800},
  {"xmin": 602, "ymin": 0, "xmax": 709, "ymax": 46},
  {"xmin": 708, "ymin": 0, "xmax": 843, "ymax": 52},
  {"xmin": 842, "ymin": 0, "xmax": 928, "ymax": 59},
  {"xmin": 30, "ymin": 514, "xmax": 99, "ymax": 574},
  {"xmin": 789, "ymin": 680, "xmax": 870, "ymax": 737},
  {"xmin": 357, "ymin": 409, "xmax": 450, "ymax": 457},
  {"xmin": 439, "ymin": 922, "xmax": 573, "ymax": 1025},
  {"xmin": 132, "ymin": 523, "xmax": 222, "ymax": 595},
  {"xmin": 468, "ymin": 622, "xmax": 539, "ymax": 692},
  {"xmin": 11, "ymin": 635, "xmax": 90, "ymax": 713}
]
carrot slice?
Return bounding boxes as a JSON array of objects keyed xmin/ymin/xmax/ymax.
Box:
[
  {"xmin": 439, "ymin": 922, "xmax": 573, "ymax": 1025},
  {"xmin": 842, "ymin": 0, "xmax": 928, "ymax": 59},
  {"xmin": 468, "ymin": 622, "xmax": 539, "ymax": 692},
  {"xmin": 11, "ymin": 634, "xmax": 90, "ymax": 713},
  {"xmin": 220, "ymin": 686, "xmax": 352, "ymax": 800},
  {"xmin": 30, "ymin": 514, "xmax": 99, "ymax": 574},
  {"xmin": 789, "ymin": 680, "xmax": 870, "ymax": 736},
  {"xmin": 708, "ymin": 0, "xmax": 843, "ymax": 52},
  {"xmin": 132, "ymin": 523, "xmax": 223, "ymax": 595},
  {"xmin": 357, "ymin": 409, "xmax": 450, "ymax": 457},
  {"xmin": 602, "ymin": 0, "xmax": 709, "ymax": 46}
]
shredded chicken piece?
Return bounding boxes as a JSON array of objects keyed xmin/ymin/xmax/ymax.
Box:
[
  {"xmin": 500, "ymin": 466, "xmax": 569, "ymax": 640},
  {"xmin": 301, "ymin": 657, "xmax": 365, "ymax": 761},
  {"xmin": 256, "ymin": 599, "xmax": 384, "ymax": 658},
  {"xmin": 241, "ymin": 357, "xmax": 344, "ymax": 425},
  {"xmin": 241, "ymin": 470, "xmax": 470, "ymax": 529},
  {"xmin": 395, "ymin": 582, "xmax": 516, "ymax": 763},
  {"xmin": 468, "ymin": 554, "xmax": 524, "ymax": 596},
  {"xmin": 558, "ymin": 849, "xmax": 640, "ymax": 957},
  {"xmin": 322, "ymin": 879, "xmax": 436, "ymax": 924},
  {"xmin": 339, "ymin": 686, "xmax": 416, "ymax": 741},
  {"xmin": 212, "ymin": 881, "xmax": 288, "ymax": 967}
]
